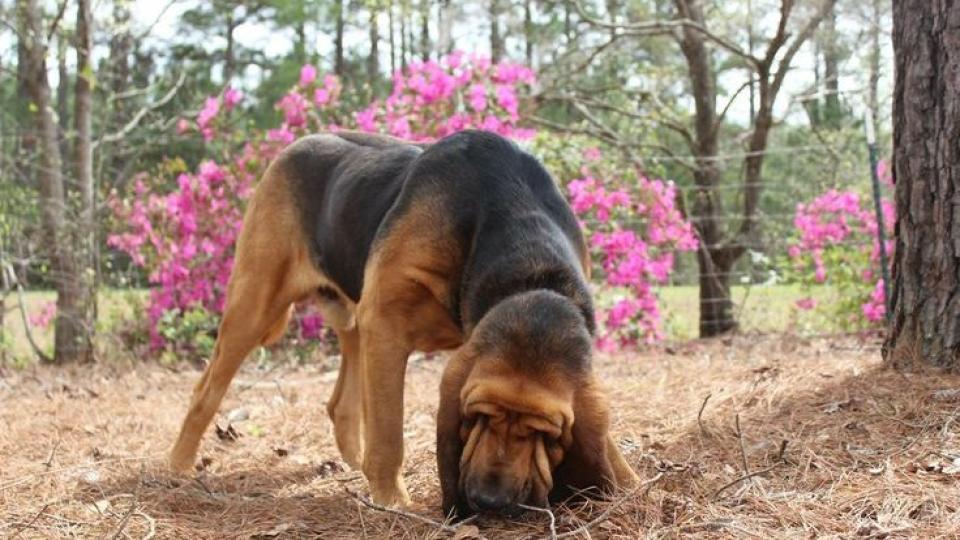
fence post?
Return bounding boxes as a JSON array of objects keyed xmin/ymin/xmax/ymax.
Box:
[{"xmin": 865, "ymin": 113, "xmax": 892, "ymax": 322}]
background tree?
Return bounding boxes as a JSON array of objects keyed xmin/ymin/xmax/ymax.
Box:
[
  {"xmin": 884, "ymin": 0, "xmax": 960, "ymax": 369},
  {"xmin": 17, "ymin": 0, "xmax": 91, "ymax": 362},
  {"xmin": 546, "ymin": 0, "xmax": 836, "ymax": 337}
]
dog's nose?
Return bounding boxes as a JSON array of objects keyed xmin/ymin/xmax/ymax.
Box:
[{"xmin": 471, "ymin": 490, "xmax": 511, "ymax": 512}]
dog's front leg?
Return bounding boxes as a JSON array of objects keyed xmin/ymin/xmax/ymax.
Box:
[{"xmin": 357, "ymin": 315, "xmax": 413, "ymax": 506}]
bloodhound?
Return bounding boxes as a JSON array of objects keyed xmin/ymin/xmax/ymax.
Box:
[{"xmin": 168, "ymin": 130, "xmax": 638, "ymax": 516}]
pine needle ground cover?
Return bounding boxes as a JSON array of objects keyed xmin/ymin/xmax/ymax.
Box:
[{"xmin": 2, "ymin": 337, "xmax": 959, "ymax": 538}]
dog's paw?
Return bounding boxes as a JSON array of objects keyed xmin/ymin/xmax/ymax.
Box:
[
  {"xmin": 168, "ymin": 448, "xmax": 197, "ymax": 475},
  {"xmin": 369, "ymin": 481, "xmax": 412, "ymax": 508}
]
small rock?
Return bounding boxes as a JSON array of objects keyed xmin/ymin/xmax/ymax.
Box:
[{"xmin": 227, "ymin": 408, "xmax": 249, "ymax": 422}]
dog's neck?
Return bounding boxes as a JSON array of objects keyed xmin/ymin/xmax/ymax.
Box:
[{"xmin": 457, "ymin": 241, "xmax": 595, "ymax": 338}]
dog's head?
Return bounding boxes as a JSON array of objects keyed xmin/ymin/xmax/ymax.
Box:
[{"xmin": 438, "ymin": 290, "xmax": 620, "ymax": 517}]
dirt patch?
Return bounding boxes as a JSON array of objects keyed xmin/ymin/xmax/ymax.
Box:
[{"xmin": 2, "ymin": 336, "xmax": 960, "ymax": 538}]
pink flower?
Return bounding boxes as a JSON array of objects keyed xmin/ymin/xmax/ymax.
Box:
[
  {"xmin": 277, "ymin": 92, "xmax": 309, "ymax": 127},
  {"xmin": 583, "ymin": 147, "xmax": 602, "ymax": 161},
  {"xmin": 196, "ymin": 97, "xmax": 220, "ymax": 141},
  {"xmin": 267, "ymin": 127, "xmax": 295, "ymax": 144},
  {"xmin": 223, "ymin": 86, "xmax": 243, "ymax": 110},
  {"xmin": 300, "ymin": 64, "xmax": 318, "ymax": 86},
  {"xmin": 176, "ymin": 118, "xmax": 191, "ymax": 134},
  {"xmin": 355, "ymin": 107, "xmax": 378, "ymax": 132},
  {"xmin": 28, "ymin": 301, "xmax": 56, "ymax": 329},
  {"xmin": 495, "ymin": 85, "xmax": 519, "ymax": 117},
  {"xmin": 795, "ymin": 297, "xmax": 817, "ymax": 311},
  {"xmin": 468, "ymin": 84, "xmax": 487, "ymax": 112}
]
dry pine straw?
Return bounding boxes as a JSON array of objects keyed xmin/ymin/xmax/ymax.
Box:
[{"xmin": 2, "ymin": 336, "xmax": 960, "ymax": 539}]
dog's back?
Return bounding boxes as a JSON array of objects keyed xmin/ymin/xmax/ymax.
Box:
[
  {"xmin": 274, "ymin": 130, "xmax": 591, "ymax": 334},
  {"xmin": 280, "ymin": 133, "xmax": 424, "ymax": 301}
]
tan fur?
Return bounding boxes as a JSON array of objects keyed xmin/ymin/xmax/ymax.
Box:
[
  {"xmin": 438, "ymin": 352, "xmax": 638, "ymax": 512},
  {"xmin": 170, "ymin": 158, "xmax": 362, "ymax": 476},
  {"xmin": 170, "ymin": 146, "xmax": 634, "ymax": 511}
]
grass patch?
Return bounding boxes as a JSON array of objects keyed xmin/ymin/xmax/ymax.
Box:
[{"xmin": 656, "ymin": 283, "xmax": 840, "ymax": 340}]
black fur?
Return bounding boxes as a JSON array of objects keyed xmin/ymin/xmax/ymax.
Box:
[{"xmin": 283, "ymin": 130, "xmax": 594, "ymax": 339}]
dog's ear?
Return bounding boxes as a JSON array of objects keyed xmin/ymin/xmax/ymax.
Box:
[
  {"xmin": 437, "ymin": 351, "xmax": 474, "ymax": 519},
  {"xmin": 549, "ymin": 379, "xmax": 618, "ymax": 501}
]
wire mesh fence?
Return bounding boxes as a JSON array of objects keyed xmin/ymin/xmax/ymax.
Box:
[{"xmin": 587, "ymin": 126, "xmax": 894, "ymax": 342}]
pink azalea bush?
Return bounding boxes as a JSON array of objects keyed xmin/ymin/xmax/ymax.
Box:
[
  {"xmin": 108, "ymin": 54, "xmax": 697, "ymax": 356},
  {"xmin": 567, "ymin": 150, "xmax": 698, "ymax": 349},
  {"xmin": 28, "ymin": 301, "xmax": 57, "ymax": 330},
  {"xmin": 355, "ymin": 51, "xmax": 536, "ymax": 141},
  {"xmin": 787, "ymin": 160, "xmax": 895, "ymax": 327}
]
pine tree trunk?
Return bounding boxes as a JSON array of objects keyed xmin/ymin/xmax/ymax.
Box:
[
  {"xmin": 437, "ymin": 0, "xmax": 453, "ymax": 55},
  {"xmin": 18, "ymin": 0, "xmax": 84, "ymax": 363},
  {"xmin": 674, "ymin": 0, "xmax": 737, "ymax": 337},
  {"xmin": 866, "ymin": 0, "xmax": 882, "ymax": 138},
  {"xmin": 56, "ymin": 36, "xmax": 69, "ymax": 160},
  {"xmin": 419, "ymin": 0, "xmax": 430, "ymax": 60},
  {"xmin": 400, "ymin": 0, "xmax": 408, "ymax": 70},
  {"xmin": 884, "ymin": 0, "xmax": 960, "ymax": 369},
  {"xmin": 107, "ymin": 0, "xmax": 133, "ymax": 187},
  {"xmin": 224, "ymin": 15, "xmax": 237, "ymax": 83},
  {"xmin": 388, "ymin": 0, "xmax": 396, "ymax": 73},
  {"xmin": 335, "ymin": 0, "xmax": 345, "ymax": 76},
  {"xmin": 368, "ymin": 5, "xmax": 380, "ymax": 85},
  {"xmin": 489, "ymin": 0, "xmax": 504, "ymax": 63},
  {"xmin": 821, "ymin": 4, "xmax": 841, "ymax": 127},
  {"xmin": 524, "ymin": 0, "xmax": 534, "ymax": 65},
  {"xmin": 62, "ymin": 0, "xmax": 96, "ymax": 364}
]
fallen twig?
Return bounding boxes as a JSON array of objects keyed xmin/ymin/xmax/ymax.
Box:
[
  {"xmin": 711, "ymin": 462, "xmax": 782, "ymax": 500},
  {"xmin": 108, "ymin": 465, "xmax": 144, "ymax": 540},
  {"xmin": 518, "ymin": 504, "xmax": 557, "ymax": 540},
  {"xmin": 735, "ymin": 414, "xmax": 751, "ymax": 477},
  {"xmin": 134, "ymin": 510, "xmax": 156, "ymax": 540},
  {"xmin": 697, "ymin": 393, "xmax": 712, "ymax": 437},
  {"xmin": 555, "ymin": 471, "xmax": 665, "ymax": 539},
  {"xmin": 43, "ymin": 438, "xmax": 61, "ymax": 468},
  {"xmin": 345, "ymin": 487, "xmax": 475, "ymax": 534},
  {"xmin": 11, "ymin": 503, "xmax": 50, "ymax": 539}
]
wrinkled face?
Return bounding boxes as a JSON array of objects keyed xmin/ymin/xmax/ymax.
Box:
[{"xmin": 457, "ymin": 394, "xmax": 571, "ymax": 515}]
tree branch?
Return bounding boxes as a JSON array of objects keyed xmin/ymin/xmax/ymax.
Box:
[
  {"xmin": 46, "ymin": 0, "xmax": 69, "ymax": 42},
  {"xmin": 572, "ymin": 0, "xmax": 758, "ymax": 65},
  {"xmin": 94, "ymin": 71, "xmax": 186, "ymax": 148},
  {"xmin": 1, "ymin": 261, "xmax": 52, "ymax": 363},
  {"xmin": 716, "ymin": 79, "xmax": 756, "ymax": 128},
  {"xmin": 772, "ymin": 0, "xmax": 837, "ymax": 97}
]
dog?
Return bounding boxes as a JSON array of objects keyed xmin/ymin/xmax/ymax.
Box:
[{"xmin": 168, "ymin": 130, "xmax": 638, "ymax": 516}]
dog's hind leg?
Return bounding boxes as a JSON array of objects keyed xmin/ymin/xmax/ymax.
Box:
[
  {"xmin": 327, "ymin": 327, "xmax": 364, "ymax": 470},
  {"xmin": 169, "ymin": 163, "xmax": 318, "ymax": 474}
]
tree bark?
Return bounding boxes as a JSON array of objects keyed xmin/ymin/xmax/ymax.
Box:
[
  {"xmin": 866, "ymin": 0, "xmax": 882, "ymax": 138},
  {"xmin": 388, "ymin": 0, "xmax": 396, "ymax": 73},
  {"xmin": 368, "ymin": 3, "xmax": 380, "ymax": 84},
  {"xmin": 673, "ymin": 0, "xmax": 736, "ymax": 337},
  {"xmin": 437, "ymin": 0, "xmax": 453, "ymax": 55},
  {"xmin": 674, "ymin": 0, "xmax": 834, "ymax": 337},
  {"xmin": 334, "ymin": 0, "xmax": 345, "ymax": 76},
  {"xmin": 400, "ymin": 0, "xmax": 408, "ymax": 69},
  {"xmin": 18, "ymin": 0, "xmax": 86, "ymax": 363},
  {"xmin": 56, "ymin": 35, "xmax": 69, "ymax": 160},
  {"xmin": 822, "ymin": 4, "xmax": 840, "ymax": 125},
  {"xmin": 524, "ymin": 0, "xmax": 534, "ymax": 65},
  {"xmin": 107, "ymin": 0, "xmax": 133, "ymax": 186},
  {"xmin": 419, "ymin": 0, "xmax": 430, "ymax": 60},
  {"xmin": 224, "ymin": 13, "xmax": 237, "ymax": 83},
  {"xmin": 65, "ymin": 0, "xmax": 96, "ymax": 363},
  {"xmin": 490, "ymin": 0, "xmax": 505, "ymax": 63},
  {"xmin": 884, "ymin": 0, "xmax": 960, "ymax": 369}
]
